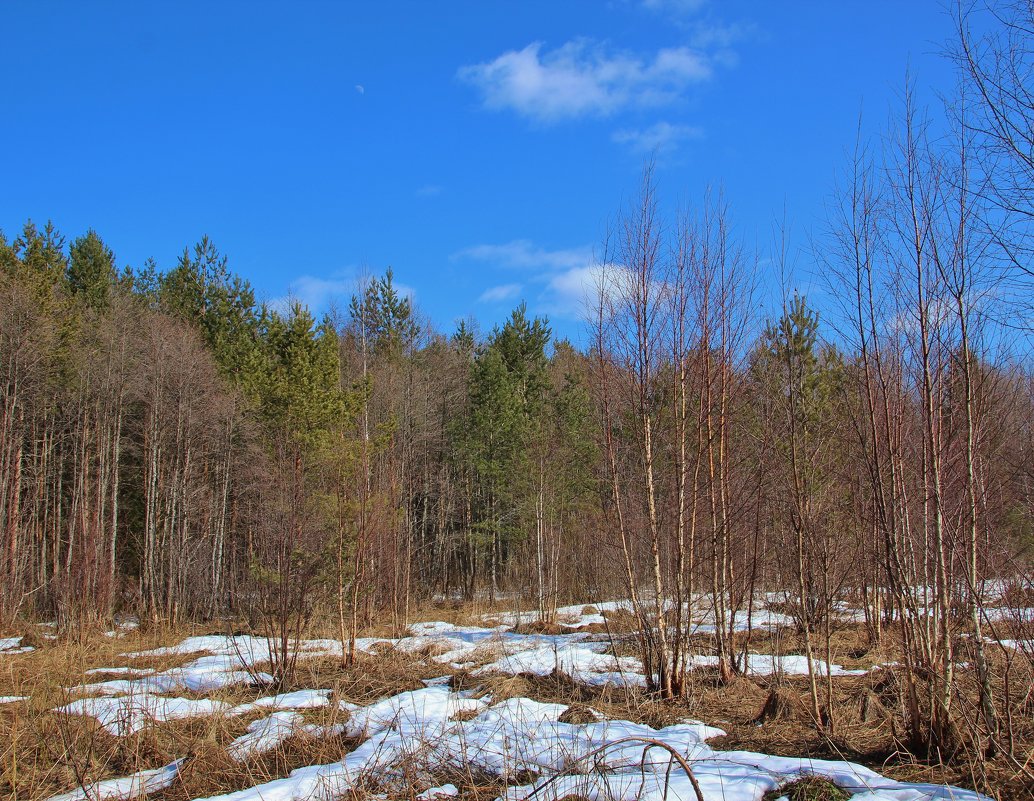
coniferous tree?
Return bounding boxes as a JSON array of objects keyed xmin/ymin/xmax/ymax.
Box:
[
  {"xmin": 252, "ymin": 302, "xmax": 350, "ymax": 683},
  {"xmin": 752, "ymin": 293, "xmax": 848, "ymax": 728},
  {"xmin": 160, "ymin": 236, "xmax": 262, "ymax": 384},
  {"xmin": 68, "ymin": 230, "xmax": 117, "ymax": 309}
]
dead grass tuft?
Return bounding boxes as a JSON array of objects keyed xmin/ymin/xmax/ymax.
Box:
[
  {"xmin": 754, "ymin": 686, "xmax": 809, "ymax": 724},
  {"xmin": 511, "ymin": 620, "xmax": 569, "ymax": 636},
  {"xmin": 558, "ymin": 704, "xmax": 602, "ymax": 724},
  {"xmin": 467, "ymin": 673, "xmax": 535, "ymax": 701},
  {"xmin": 762, "ymin": 774, "xmax": 851, "ymax": 801}
]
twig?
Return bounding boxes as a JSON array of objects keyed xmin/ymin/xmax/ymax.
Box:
[{"xmin": 522, "ymin": 735, "xmax": 705, "ymax": 801}]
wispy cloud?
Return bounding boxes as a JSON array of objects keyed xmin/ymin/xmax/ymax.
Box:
[
  {"xmin": 415, "ymin": 184, "xmax": 442, "ymax": 197},
  {"xmin": 640, "ymin": 0, "xmax": 709, "ymax": 14},
  {"xmin": 541, "ymin": 262, "xmax": 639, "ymax": 318},
  {"xmin": 454, "ymin": 239, "xmax": 593, "ymax": 271},
  {"xmin": 542, "ymin": 264, "xmax": 603, "ymax": 317},
  {"xmin": 612, "ymin": 121, "xmax": 702, "ymax": 153},
  {"xmin": 457, "ymin": 239, "xmax": 614, "ymax": 319},
  {"xmin": 270, "ymin": 270, "xmax": 415, "ymax": 316},
  {"xmin": 271, "ymin": 273, "xmax": 355, "ymax": 315},
  {"xmin": 458, "ymin": 40, "xmax": 712, "ymax": 123},
  {"xmin": 636, "ymin": 1, "xmax": 759, "ymax": 65},
  {"xmin": 478, "ymin": 283, "xmax": 524, "ymax": 304}
]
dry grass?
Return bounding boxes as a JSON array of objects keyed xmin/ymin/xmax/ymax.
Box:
[
  {"xmin": 2, "ymin": 609, "xmax": 1032, "ymax": 801},
  {"xmin": 0, "ymin": 622, "xmax": 289, "ymax": 800},
  {"xmin": 761, "ymin": 774, "xmax": 850, "ymax": 801}
]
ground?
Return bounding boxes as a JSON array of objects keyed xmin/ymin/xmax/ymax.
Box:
[{"xmin": 0, "ymin": 599, "xmax": 1030, "ymax": 801}]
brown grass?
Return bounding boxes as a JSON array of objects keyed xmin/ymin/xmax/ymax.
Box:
[{"xmin": 2, "ymin": 611, "xmax": 1032, "ymax": 801}]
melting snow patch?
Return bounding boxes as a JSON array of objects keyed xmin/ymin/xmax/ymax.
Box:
[
  {"xmin": 340, "ymin": 686, "xmax": 487, "ymax": 740},
  {"xmin": 85, "ymin": 666, "xmax": 157, "ymax": 677},
  {"xmin": 0, "ymin": 636, "xmax": 34, "ymax": 654},
  {"xmin": 57, "ymin": 693, "xmax": 232, "ymax": 736},
  {"xmin": 689, "ymin": 653, "xmax": 869, "ymax": 677},
  {"xmin": 231, "ymin": 689, "xmax": 332, "ymax": 715},
  {"xmin": 417, "ymin": 784, "xmax": 459, "ymax": 799},
  {"xmin": 183, "ymin": 686, "xmax": 986, "ymax": 801},
  {"xmin": 44, "ymin": 759, "xmax": 181, "ymax": 801},
  {"xmin": 473, "ymin": 642, "xmax": 645, "ymax": 688},
  {"xmin": 228, "ymin": 711, "xmax": 305, "ymax": 761}
]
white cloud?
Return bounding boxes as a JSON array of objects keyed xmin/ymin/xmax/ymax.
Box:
[
  {"xmin": 689, "ymin": 20, "xmax": 754, "ymax": 50},
  {"xmin": 541, "ymin": 262, "xmax": 637, "ymax": 319},
  {"xmin": 355, "ymin": 84, "xmax": 365, "ymax": 95},
  {"xmin": 270, "ymin": 270, "xmax": 415, "ymax": 316},
  {"xmin": 271, "ymin": 274, "xmax": 355, "ymax": 315},
  {"xmin": 543, "ymin": 265, "xmax": 603, "ymax": 317},
  {"xmin": 612, "ymin": 121, "xmax": 702, "ymax": 153},
  {"xmin": 478, "ymin": 283, "xmax": 524, "ymax": 304},
  {"xmin": 415, "ymin": 184, "xmax": 443, "ymax": 197},
  {"xmin": 454, "ymin": 239, "xmax": 592, "ymax": 271},
  {"xmin": 458, "ymin": 238, "xmax": 654, "ymax": 320},
  {"xmin": 457, "ymin": 40, "xmax": 712, "ymax": 123},
  {"xmin": 458, "ymin": 239, "xmax": 604, "ymax": 318},
  {"xmin": 640, "ymin": 0, "xmax": 709, "ymax": 13}
]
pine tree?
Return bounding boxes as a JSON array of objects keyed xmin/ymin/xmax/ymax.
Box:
[
  {"xmin": 251, "ymin": 302, "xmax": 351, "ymax": 685},
  {"xmin": 348, "ymin": 267, "xmax": 418, "ymax": 360},
  {"xmin": 14, "ymin": 220, "xmax": 67, "ymax": 282},
  {"xmin": 752, "ymin": 292, "xmax": 846, "ymax": 728},
  {"xmin": 68, "ymin": 229, "xmax": 117, "ymax": 309},
  {"xmin": 159, "ymin": 236, "xmax": 262, "ymax": 385},
  {"xmin": 460, "ymin": 304, "xmax": 552, "ymax": 595}
]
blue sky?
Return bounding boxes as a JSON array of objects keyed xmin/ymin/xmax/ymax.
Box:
[{"xmin": 1, "ymin": 1, "xmax": 960, "ymax": 343}]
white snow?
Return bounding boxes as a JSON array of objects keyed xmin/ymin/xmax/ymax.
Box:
[
  {"xmin": 0, "ymin": 635, "xmax": 34, "ymax": 654},
  {"xmin": 183, "ymin": 686, "xmax": 986, "ymax": 801},
  {"xmin": 417, "ymin": 783, "xmax": 459, "ymax": 799},
  {"xmin": 72, "ymin": 666, "xmax": 272, "ymax": 696},
  {"xmin": 0, "ymin": 695, "xmax": 28, "ymax": 704},
  {"xmin": 37, "ymin": 600, "xmax": 1000, "ymax": 801},
  {"xmin": 472, "ymin": 641, "xmax": 645, "ymax": 687},
  {"xmin": 85, "ymin": 666, "xmax": 157, "ymax": 677},
  {"xmin": 994, "ymin": 638, "xmax": 1033, "ymax": 652},
  {"xmin": 688, "ymin": 653, "xmax": 869, "ymax": 677},
  {"xmin": 231, "ymin": 689, "xmax": 331, "ymax": 715},
  {"xmin": 227, "ymin": 711, "xmax": 305, "ymax": 761},
  {"xmin": 57, "ymin": 693, "xmax": 232, "ymax": 736},
  {"xmin": 70, "ymin": 636, "xmax": 291, "ymax": 697},
  {"xmin": 44, "ymin": 760, "xmax": 181, "ymax": 801},
  {"xmin": 339, "ymin": 685, "xmax": 487, "ymax": 740}
]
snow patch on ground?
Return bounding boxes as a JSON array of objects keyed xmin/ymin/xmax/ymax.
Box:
[
  {"xmin": 182, "ymin": 686, "xmax": 986, "ymax": 801},
  {"xmin": 227, "ymin": 712, "xmax": 305, "ymax": 761},
  {"xmin": 472, "ymin": 642, "xmax": 645, "ymax": 687},
  {"xmin": 37, "ymin": 602, "xmax": 1005, "ymax": 801},
  {"xmin": 44, "ymin": 760, "xmax": 181, "ymax": 801},
  {"xmin": 57, "ymin": 693, "xmax": 232, "ymax": 736},
  {"xmin": 0, "ymin": 636, "xmax": 34, "ymax": 654},
  {"xmin": 85, "ymin": 666, "xmax": 157, "ymax": 677},
  {"xmin": 231, "ymin": 689, "xmax": 331, "ymax": 715},
  {"xmin": 689, "ymin": 653, "xmax": 869, "ymax": 677}
]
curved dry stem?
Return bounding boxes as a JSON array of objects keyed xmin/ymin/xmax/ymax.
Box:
[{"xmin": 523, "ymin": 735, "xmax": 705, "ymax": 801}]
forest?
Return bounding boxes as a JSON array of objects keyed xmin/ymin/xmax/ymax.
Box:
[{"xmin": 0, "ymin": 3, "xmax": 1032, "ymax": 799}]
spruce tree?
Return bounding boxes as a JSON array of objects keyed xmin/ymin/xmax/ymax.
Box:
[
  {"xmin": 158, "ymin": 236, "xmax": 262, "ymax": 386},
  {"xmin": 68, "ymin": 229, "xmax": 117, "ymax": 309}
]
